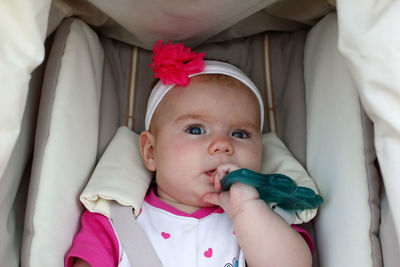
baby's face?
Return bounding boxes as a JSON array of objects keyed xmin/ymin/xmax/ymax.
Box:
[{"xmin": 148, "ymin": 76, "xmax": 263, "ymax": 210}]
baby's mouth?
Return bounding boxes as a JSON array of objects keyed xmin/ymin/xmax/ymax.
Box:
[{"xmin": 205, "ymin": 169, "xmax": 217, "ymax": 177}]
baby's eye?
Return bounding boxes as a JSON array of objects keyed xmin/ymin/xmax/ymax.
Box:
[
  {"xmin": 232, "ymin": 129, "xmax": 250, "ymax": 139},
  {"xmin": 185, "ymin": 125, "xmax": 206, "ymax": 135}
]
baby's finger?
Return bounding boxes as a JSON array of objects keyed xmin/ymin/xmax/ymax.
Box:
[
  {"xmin": 212, "ymin": 163, "xmax": 240, "ymax": 191},
  {"xmin": 215, "ymin": 163, "xmax": 240, "ymax": 179},
  {"xmin": 208, "ymin": 171, "xmax": 218, "ymax": 190},
  {"xmin": 209, "ymin": 173, "xmax": 215, "ymax": 184},
  {"xmin": 213, "ymin": 172, "xmax": 222, "ymax": 190}
]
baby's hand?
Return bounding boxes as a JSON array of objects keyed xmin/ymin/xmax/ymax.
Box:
[
  {"xmin": 203, "ymin": 163, "xmax": 260, "ymax": 218},
  {"xmin": 205, "ymin": 165, "xmax": 312, "ymax": 267}
]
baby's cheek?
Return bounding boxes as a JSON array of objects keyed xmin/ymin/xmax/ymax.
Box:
[
  {"xmin": 252, "ymin": 146, "xmax": 263, "ymax": 171},
  {"xmin": 242, "ymin": 153, "xmax": 262, "ymax": 172},
  {"xmin": 159, "ymin": 143, "xmax": 200, "ymax": 170},
  {"xmin": 236, "ymin": 140, "xmax": 263, "ymax": 170}
]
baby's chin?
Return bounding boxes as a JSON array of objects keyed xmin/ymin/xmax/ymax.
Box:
[{"xmin": 199, "ymin": 193, "xmax": 218, "ymax": 207}]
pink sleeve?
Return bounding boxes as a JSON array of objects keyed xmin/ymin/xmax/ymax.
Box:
[
  {"xmin": 291, "ymin": 225, "xmax": 315, "ymax": 253},
  {"xmin": 65, "ymin": 211, "xmax": 120, "ymax": 267}
]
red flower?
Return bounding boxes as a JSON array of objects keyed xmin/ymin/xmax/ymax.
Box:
[{"xmin": 150, "ymin": 40, "xmax": 206, "ymax": 87}]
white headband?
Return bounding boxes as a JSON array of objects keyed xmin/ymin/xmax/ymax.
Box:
[{"xmin": 145, "ymin": 60, "xmax": 264, "ymax": 131}]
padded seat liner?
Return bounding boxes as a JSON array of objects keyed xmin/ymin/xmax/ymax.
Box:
[
  {"xmin": 23, "ymin": 17, "xmax": 311, "ymax": 266},
  {"xmin": 22, "ymin": 18, "xmax": 104, "ymax": 267},
  {"xmin": 22, "ymin": 14, "xmax": 382, "ymax": 267},
  {"xmin": 304, "ymin": 13, "xmax": 381, "ymax": 267}
]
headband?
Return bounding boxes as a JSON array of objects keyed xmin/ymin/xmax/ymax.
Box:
[{"xmin": 145, "ymin": 41, "xmax": 264, "ymax": 131}]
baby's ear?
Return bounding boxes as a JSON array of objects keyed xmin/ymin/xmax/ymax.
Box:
[{"xmin": 139, "ymin": 131, "xmax": 156, "ymax": 171}]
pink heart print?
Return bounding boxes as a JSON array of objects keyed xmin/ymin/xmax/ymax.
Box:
[
  {"xmin": 161, "ymin": 232, "xmax": 171, "ymax": 239},
  {"xmin": 204, "ymin": 248, "xmax": 213, "ymax": 258}
]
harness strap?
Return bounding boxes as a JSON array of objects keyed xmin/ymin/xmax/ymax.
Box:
[{"xmin": 110, "ymin": 202, "xmax": 163, "ymax": 267}]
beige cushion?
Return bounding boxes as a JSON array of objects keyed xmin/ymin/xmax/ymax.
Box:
[
  {"xmin": 261, "ymin": 132, "xmax": 319, "ymax": 224},
  {"xmin": 81, "ymin": 126, "xmax": 151, "ymax": 218},
  {"xmin": 81, "ymin": 126, "xmax": 320, "ymax": 224},
  {"xmin": 22, "ymin": 18, "xmax": 104, "ymax": 267}
]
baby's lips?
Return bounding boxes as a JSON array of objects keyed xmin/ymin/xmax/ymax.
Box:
[{"xmin": 205, "ymin": 169, "xmax": 217, "ymax": 177}]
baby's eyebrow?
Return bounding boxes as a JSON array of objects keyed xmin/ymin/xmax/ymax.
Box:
[
  {"xmin": 234, "ymin": 122, "xmax": 259, "ymax": 130},
  {"xmin": 175, "ymin": 113, "xmax": 259, "ymax": 130},
  {"xmin": 174, "ymin": 113, "xmax": 211, "ymax": 123}
]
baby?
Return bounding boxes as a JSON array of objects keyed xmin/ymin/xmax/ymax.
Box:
[{"xmin": 66, "ymin": 41, "xmax": 312, "ymax": 267}]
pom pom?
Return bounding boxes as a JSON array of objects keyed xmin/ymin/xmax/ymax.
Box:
[{"xmin": 149, "ymin": 40, "xmax": 206, "ymax": 86}]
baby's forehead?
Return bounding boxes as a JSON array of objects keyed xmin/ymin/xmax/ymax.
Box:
[
  {"xmin": 164, "ymin": 75, "xmax": 259, "ymax": 105},
  {"xmin": 191, "ymin": 74, "xmax": 250, "ymax": 90},
  {"xmin": 152, "ymin": 77, "xmax": 261, "ymax": 128}
]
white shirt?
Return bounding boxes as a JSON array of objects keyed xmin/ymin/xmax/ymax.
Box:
[{"xmin": 114, "ymin": 189, "xmax": 245, "ymax": 267}]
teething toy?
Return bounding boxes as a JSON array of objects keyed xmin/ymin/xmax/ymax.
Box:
[{"xmin": 221, "ymin": 168, "xmax": 323, "ymax": 210}]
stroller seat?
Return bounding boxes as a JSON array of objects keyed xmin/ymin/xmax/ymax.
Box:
[{"xmin": 21, "ymin": 13, "xmax": 383, "ymax": 267}]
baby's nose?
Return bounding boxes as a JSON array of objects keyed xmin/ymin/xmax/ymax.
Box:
[{"xmin": 208, "ymin": 137, "xmax": 234, "ymax": 155}]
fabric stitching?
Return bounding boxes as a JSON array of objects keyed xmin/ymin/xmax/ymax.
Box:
[
  {"xmin": 360, "ymin": 100, "xmax": 382, "ymax": 267},
  {"xmin": 267, "ymin": 34, "xmax": 279, "ymax": 135},
  {"xmin": 124, "ymin": 47, "xmax": 134, "ymax": 127},
  {"xmin": 132, "ymin": 47, "xmax": 140, "ymax": 131},
  {"xmin": 262, "ymin": 34, "xmax": 271, "ymax": 133}
]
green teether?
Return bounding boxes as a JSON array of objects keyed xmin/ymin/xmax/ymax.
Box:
[{"xmin": 221, "ymin": 168, "xmax": 323, "ymax": 210}]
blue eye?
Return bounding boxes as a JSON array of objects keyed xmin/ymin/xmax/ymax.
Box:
[
  {"xmin": 185, "ymin": 125, "xmax": 206, "ymax": 135},
  {"xmin": 232, "ymin": 130, "xmax": 249, "ymax": 139}
]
